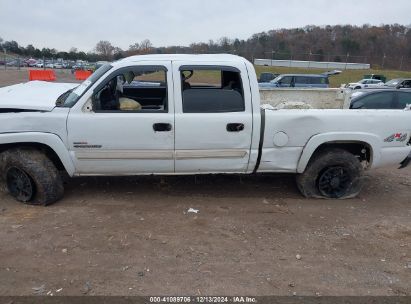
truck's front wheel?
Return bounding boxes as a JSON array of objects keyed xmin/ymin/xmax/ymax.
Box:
[
  {"xmin": 1, "ymin": 148, "xmax": 64, "ymax": 205},
  {"xmin": 296, "ymin": 148, "xmax": 363, "ymax": 199}
]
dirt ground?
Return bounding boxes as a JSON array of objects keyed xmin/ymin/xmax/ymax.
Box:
[
  {"xmin": 0, "ymin": 70, "xmax": 410, "ymax": 296},
  {"xmin": 0, "ymin": 67, "xmax": 81, "ymax": 87}
]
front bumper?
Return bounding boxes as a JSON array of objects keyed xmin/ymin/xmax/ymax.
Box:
[{"xmin": 399, "ymin": 152, "xmax": 411, "ymax": 169}]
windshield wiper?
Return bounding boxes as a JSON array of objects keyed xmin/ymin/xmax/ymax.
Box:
[{"xmin": 55, "ymin": 88, "xmax": 75, "ymax": 107}]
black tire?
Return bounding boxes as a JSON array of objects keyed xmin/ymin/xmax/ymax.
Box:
[
  {"xmin": 296, "ymin": 148, "xmax": 363, "ymax": 199},
  {"xmin": 0, "ymin": 148, "xmax": 64, "ymax": 205}
]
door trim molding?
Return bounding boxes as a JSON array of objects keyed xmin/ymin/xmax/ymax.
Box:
[
  {"xmin": 75, "ymin": 149, "xmax": 248, "ymax": 160},
  {"xmin": 75, "ymin": 150, "xmax": 174, "ymax": 160},
  {"xmin": 175, "ymin": 149, "xmax": 248, "ymax": 160}
]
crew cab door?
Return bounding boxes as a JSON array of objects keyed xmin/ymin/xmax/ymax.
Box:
[
  {"xmin": 173, "ymin": 62, "xmax": 253, "ymax": 173},
  {"xmin": 67, "ymin": 61, "xmax": 175, "ymax": 175}
]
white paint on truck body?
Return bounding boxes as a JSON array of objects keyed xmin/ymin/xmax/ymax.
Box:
[
  {"xmin": 172, "ymin": 58, "xmax": 255, "ymax": 174},
  {"xmin": 0, "ymin": 81, "xmax": 78, "ymax": 111},
  {"xmin": 0, "ymin": 54, "xmax": 410, "ymax": 178},
  {"xmin": 261, "ymin": 109, "xmax": 411, "ymax": 173}
]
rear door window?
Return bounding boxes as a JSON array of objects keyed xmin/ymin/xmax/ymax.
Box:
[
  {"xmin": 295, "ymin": 76, "xmax": 309, "ymax": 84},
  {"xmin": 180, "ymin": 66, "xmax": 245, "ymax": 113},
  {"xmin": 279, "ymin": 76, "xmax": 292, "ymax": 86},
  {"xmin": 310, "ymin": 77, "xmax": 327, "ymax": 85}
]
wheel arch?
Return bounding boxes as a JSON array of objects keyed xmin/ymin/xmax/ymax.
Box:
[
  {"xmin": 0, "ymin": 132, "xmax": 75, "ymax": 176},
  {"xmin": 297, "ymin": 132, "xmax": 381, "ymax": 173}
]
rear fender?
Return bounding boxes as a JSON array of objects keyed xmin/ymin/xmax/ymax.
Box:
[{"xmin": 297, "ymin": 132, "xmax": 381, "ymax": 173}]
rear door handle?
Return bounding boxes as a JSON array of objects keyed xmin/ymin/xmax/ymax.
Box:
[
  {"xmin": 226, "ymin": 123, "xmax": 244, "ymax": 132},
  {"xmin": 153, "ymin": 123, "xmax": 172, "ymax": 132}
]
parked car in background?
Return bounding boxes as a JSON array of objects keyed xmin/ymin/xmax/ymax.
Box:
[
  {"xmin": 6, "ymin": 59, "xmax": 27, "ymax": 67},
  {"xmin": 35, "ymin": 61, "xmax": 44, "ymax": 68},
  {"xmin": 258, "ymin": 72, "xmax": 279, "ymax": 83},
  {"xmin": 6, "ymin": 60, "xmax": 16, "ymax": 67},
  {"xmin": 64, "ymin": 61, "xmax": 75, "ymax": 69},
  {"xmin": 259, "ymin": 74, "xmax": 329, "ymax": 88},
  {"xmin": 322, "ymin": 70, "xmax": 342, "ymax": 76},
  {"xmin": 364, "ymin": 74, "xmax": 387, "ymax": 83},
  {"xmin": 96, "ymin": 61, "xmax": 110, "ymax": 70},
  {"xmin": 346, "ymin": 79, "xmax": 384, "ymax": 90},
  {"xmin": 384, "ymin": 78, "xmax": 411, "ymax": 89},
  {"xmin": 350, "ymin": 89, "xmax": 411, "ymax": 109},
  {"xmin": 25, "ymin": 58, "xmax": 37, "ymax": 67},
  {"xmin": 53, "ymin": 63, "xmax": 63, "ymax": 69},
  {"xmin": 45, "ymin": 63, "xmax": 54, "ymax": 69},
  {"xmin": 84, "ymin": 63, "xmax": 96, "ymax": 71}
]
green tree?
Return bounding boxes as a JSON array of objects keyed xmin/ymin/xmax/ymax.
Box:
[
  {"xmin": 26, "ymin": 44, "xmax": 36, "ymax": 56},
  {"xmin": 3, "ymin": 40, "xmax": 20, "ymax": 54}
]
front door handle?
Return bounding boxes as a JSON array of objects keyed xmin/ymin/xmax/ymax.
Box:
[
  {"xmin": 153, "ymin": 123, "xmax": 172, "ymax": 132},
  {"xmin": 226, "ymin": 123, "xmax": 244, "ymax": 132}
]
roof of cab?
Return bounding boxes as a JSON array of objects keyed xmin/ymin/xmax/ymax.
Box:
[{"xmin": 114, "ymin": 54, "xmax": 248, "ymax": 66}]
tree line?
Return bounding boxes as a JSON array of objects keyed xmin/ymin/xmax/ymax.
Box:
[{"xmin": 1, "ymin": 24, "xmax": 410, "ymax": 69}]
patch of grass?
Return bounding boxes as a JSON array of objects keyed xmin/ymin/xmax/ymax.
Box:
[{"xmin": 254, "ymin": 65, "xmax": 411, "ymax": 88}]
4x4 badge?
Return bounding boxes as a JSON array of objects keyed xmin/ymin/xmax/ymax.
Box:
[{"xmin": 384, "ymin": 133, "xmax": 407, "ymax": 142}]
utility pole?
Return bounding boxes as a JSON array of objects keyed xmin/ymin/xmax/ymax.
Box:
[
  {"xmin": 399, "ymin": 56, "xmax": 404, "ymax": 70},
  {"xmin": 382, "ymin": 53, "xmax": 386, "ymax": 69},
  {"xmin": 344, "ymin": 53, "xmax": 350, "ymax": 70},
  {"xmin": 308, "ymin": 49, "xmax": 312, "ymax": 69}
]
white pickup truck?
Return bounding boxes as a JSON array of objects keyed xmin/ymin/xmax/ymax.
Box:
[{"xmin": 0, "ymin": 54, "xmax": 410, "ymax": 205}]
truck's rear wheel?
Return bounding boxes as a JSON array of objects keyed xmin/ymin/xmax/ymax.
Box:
[
  {"xmin": 1, "ymin": 148, "xmax": 64, "ymax": 205},
  {"xmin": 296, "ymin": 148, "xmax": 363, "ymax": 199}
]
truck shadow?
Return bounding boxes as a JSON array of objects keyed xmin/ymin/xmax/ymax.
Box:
[{"xmin": 63, "ymin": 173, "xmax": 301, "ymax": 201}]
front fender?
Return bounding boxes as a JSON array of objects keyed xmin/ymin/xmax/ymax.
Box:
[
  {"xmin": 297, "ymin": 132, "xmax": 382, "ymax": 173},
  {"xmin": 0, "ymin": 132, "xmax": 75, "ymax": 176}
]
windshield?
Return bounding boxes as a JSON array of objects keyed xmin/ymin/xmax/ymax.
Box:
[
  {"xmin": 385, "ymin": 79, "xmax": 400, "ymax": 86},
  {"xmin": 57, "ymin": 63, "xmax": 113, "ymax": 107}
]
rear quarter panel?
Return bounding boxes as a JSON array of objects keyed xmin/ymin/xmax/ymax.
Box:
[{"xmin": 259, "ymin": 109, "xmax": 411, "ymax": 173}]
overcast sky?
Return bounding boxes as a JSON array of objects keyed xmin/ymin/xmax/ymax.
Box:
[{"xmin": 0, "ymin": 0, "xmax": 409, "ymax": 52}]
